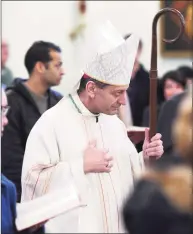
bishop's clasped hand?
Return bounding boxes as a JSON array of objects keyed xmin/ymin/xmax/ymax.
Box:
[{"xmin": 83, "ymin": 140, "xmax": 113, "ymax": 173}]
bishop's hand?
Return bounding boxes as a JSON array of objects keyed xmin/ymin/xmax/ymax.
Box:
[
  {"xmin": 83, "ymin": 140, "xmax": 113, "ymax": 173},
  {"xmin": 142, "ymin": 128, "xmax": 164, "ymax": 159}
]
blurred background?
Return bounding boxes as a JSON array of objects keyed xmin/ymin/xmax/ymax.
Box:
[{"xmin": 2, "ymin": 1, "xmax": 192, "ymax": 94}]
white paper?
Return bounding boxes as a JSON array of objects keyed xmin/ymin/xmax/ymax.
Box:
[
  {"xmin": 127, "ymin": 126, "xmax": 147, "ymax": 132},
  {"xmin": 16, "ymin": 184, "xmax": 85, "ymax": 231}
]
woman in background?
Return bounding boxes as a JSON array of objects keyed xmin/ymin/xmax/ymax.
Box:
[
  {"xmin": 157, "ymin": 66, "xmax": 193, "ymax": 157},
  {"xmin": 162, "ymin": 70, "xmax": 186, "ymax": 100},
  {"xmin": 142, "ymin": 69, "xmax": 186, "ymax": 127}
]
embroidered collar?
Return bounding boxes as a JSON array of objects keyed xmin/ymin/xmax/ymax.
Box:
[{"xmin": 69, "ymin": 92, "xmax": 100, "ymax": 118}]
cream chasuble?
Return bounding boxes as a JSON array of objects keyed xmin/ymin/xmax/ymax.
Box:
[{"xmin": 21, "ymin": 92, "xmax": 145, "ymax": 233}]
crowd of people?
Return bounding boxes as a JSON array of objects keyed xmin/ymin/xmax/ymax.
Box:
[{"xmin": 1, "ymin": 20, "xmax": 192, "ymax": 234}]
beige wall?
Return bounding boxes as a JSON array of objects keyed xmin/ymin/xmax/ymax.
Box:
[{"xmin": 2, "ymin": 1, "xmax": 191, "ymax": 94}]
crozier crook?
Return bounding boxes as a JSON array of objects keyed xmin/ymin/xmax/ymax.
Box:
[{"xmin": 149, "ymin": 8, "xmax": 185, "ymax": 160}]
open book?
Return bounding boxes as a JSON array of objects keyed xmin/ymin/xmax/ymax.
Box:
[{"xmin": 16, "ymin": 184, "xmax": 85, "ymax": 231}]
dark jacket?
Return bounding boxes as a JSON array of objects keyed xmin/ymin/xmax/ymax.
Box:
[
  {"xmin": 1, "ymin": 78, "xmax": 63, "ymax": 202},
  {"xmin": 127, "ymin": 64, "xmax": 150, "ymax": 127},
  {"xmin": 157, "ymin": 92, "xmax": 185, "ymax": 156},
  {"xmin": 1, "ymin": 174, "xmax": 17, "ymax": 234},
  {"xmin": 122, "ymin": 155, "xmax": 192, "ymax": 234},
  {"xmin": 142, "ymin": 105, "xmax": 162, "ymax": 127},
  {"xmin": 142, "ymin": 78, "xmax": 166, "ymax": 127},
  {"xmin": 126, "ymin": 65, "xmax": 150, "ymax": 152}
]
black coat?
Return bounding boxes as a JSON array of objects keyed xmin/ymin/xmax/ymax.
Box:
[
  {"xmin": 122, "ymin": 154, "xmax": 192, "ymax": 234},
  {"xmin": 142, "ymin": 105, "xmax": 162, "ymax": 127},
  {"xmin": 142, "ymin": 78, "xmax": 166, "ymax": 127},
  {"xmin": 157, "ymin": 92, "xmax": 185, "ymax": 157},
  {"xmin": 127, "ymin": 65, "xmax": 150, "ymax": 127},
  {"xmin": 1, "ymin": 78, "xmax": 63, "ymax": 202},
  {"xmin": 127, "ymin": 65, "xmax": 150, "ymax": 152}
]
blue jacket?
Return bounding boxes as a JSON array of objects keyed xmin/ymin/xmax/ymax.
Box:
[{"xmin": 1, "ymin": 174, "xmax": 17, "ymax": 234}]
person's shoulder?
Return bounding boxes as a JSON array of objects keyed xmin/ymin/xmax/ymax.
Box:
[
  {"xmin": 5, "ymin": 88, "xmax": 23, "ymax": 113},
  {"xmin": 173, "ymin": 92, "xmax": 186, "ymax": 103},
  {"xmin": 139, "ymin": 64, "xmax": 149, "ymax": 78},
  {"xmin": 6, "ymin": 66, "xmax": 13, "ymax": 75},
  {"xmin": 3, "ymin": 66, "xmax": 12, "ymax": 75},
  {"xmin": 143, "ymin": 164, "xmax": 192, "ymax": 209},
  {"xmin": 123, "ymin": 164, "xmax": 192, "ymax": 234},
  {"xmin": 5, "ymin": 78, "xmax": 25, "ymax": 99},
  {"xmin": 160, "ymin": 92, "xmax": 185, "ymax": 113},
  {"xmin": 160, "ymin": 96, "xmax": 176, "ymax": 110},
  {"xmin": 5, "ymin": 87, "xmax": 17, "ymax": 97},
  {"xmin": 1, "ymin": 174, "xmax": 16, "ymax": 192},
  {"xmin": 49, "ymin": 89, "xmax": 63, "ymax": 100},
  {"xmin": 168, "ymin": 92, "xmax": 185, "ymax": 104}
]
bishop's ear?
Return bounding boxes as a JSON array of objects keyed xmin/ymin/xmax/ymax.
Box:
[{"xmin": 86, "ymin": 81, "xmax": 97, "ymax": 98}]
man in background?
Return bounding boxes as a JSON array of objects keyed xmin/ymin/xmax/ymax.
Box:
[
  {"xmin": 1, "ymin": 41, "xmax": 64, "ymax": 202},
  {"xmin": 1, "ymin": 40, "xmax": 14, "ymax": 87},
  {"xmin": 124, "ymin": 34, "xmax": 150, "ymax": 152}
]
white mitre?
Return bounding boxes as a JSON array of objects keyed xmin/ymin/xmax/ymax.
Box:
[{"xmin": 81, "ymin": 20, "xmax": 139, "ymax": 86}]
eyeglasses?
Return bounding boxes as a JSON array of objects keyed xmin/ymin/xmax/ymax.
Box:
[{"xmin": 1, "ymin": 106, "xmax": 10, "ymax": 116}]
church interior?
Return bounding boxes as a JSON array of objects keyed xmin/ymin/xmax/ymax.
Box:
[{"xmin": 1, "ymin": 1, "xmax": 192, "ymax": 234}]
